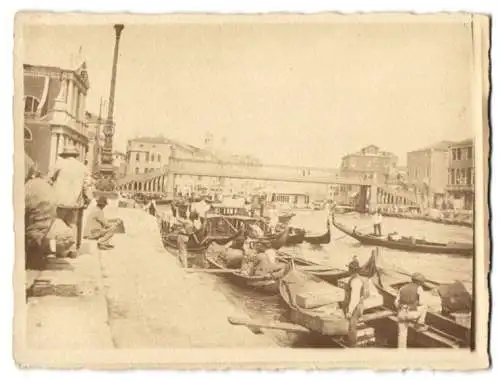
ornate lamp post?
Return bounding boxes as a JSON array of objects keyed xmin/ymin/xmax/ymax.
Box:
[{"xmin": 97, "ymin": 24, "xmax": 124, "ymax": 192}]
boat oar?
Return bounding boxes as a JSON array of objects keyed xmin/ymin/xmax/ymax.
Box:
[
  {"xmin": 185, "ymin": 268, "xmax": 237, "ymax": 274},
  {"xmin": 384, "ymin": 266, "xmax": 442, "ymax": 288},
  {"xmin": 227, "ymin": 316, "xmax": 310, "ymax": 334},
  {"xmin": 332, "ymin": 224, "xmax": 372, "ymax": 241}
]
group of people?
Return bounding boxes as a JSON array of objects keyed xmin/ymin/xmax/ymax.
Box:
[
  {"xmin": 342, "ymin": 254, "xmax": 428, "ymax": 347},
  {"xmin": 25, "ymin": 146, "xmax": 119, "ymax": 268}
]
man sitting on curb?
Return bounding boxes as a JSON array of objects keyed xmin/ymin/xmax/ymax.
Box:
[{"xmin": 83, "ymin": 196, "xmax": 117, "ymax": 250}]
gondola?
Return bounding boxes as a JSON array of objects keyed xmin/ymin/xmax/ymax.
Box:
[
  {"xmin": 332, "ymin": 219, "xmax": 473, "ymax": 256},
  {"xmin": 372, "ymin": 268, "xmax": 472, "ymax": 348},
  {"xmin": 278, "ymin": 252, "xmax": 392, "ymax": 347},
  {"xmin": 161, "ymin": 230, "xmax": 209, "ymax": 254},
  {"xmin": 294, "ymin": 249, "xmax": 472, "ymax": 348},
  {"xmin": 303, "ymin": 221, "xmax": 331, "ymax": 245},
  {"xmin": 205, "ymin": 249, "xmax": 282, "ymax": 294},
  {"xmin": 279, "ymin": 251, "xmax": 468, "ymax": 348}
]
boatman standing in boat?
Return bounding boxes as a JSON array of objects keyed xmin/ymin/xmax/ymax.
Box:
[
  {"xmin": 343, "ymin": 257, "xmax": 370, "ymax": 347},
  {"xmin": 372, "ymin": 209, "xmax": 383, "ymax": 236},
  {"xmin": 394, "ymin": 272, "xmax": 429, "ymax": 341}
]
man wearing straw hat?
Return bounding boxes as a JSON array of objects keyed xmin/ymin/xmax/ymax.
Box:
[{"xmin": 49, "ymin": 145, "xmax": 91, "ymax": 255}]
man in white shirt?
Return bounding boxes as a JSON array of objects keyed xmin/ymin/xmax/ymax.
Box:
[
  {"xmin": 268, "ymin": 207, "xmax": 279, "ymax": 233},
  {"xmin": 372, "ymin": 210, "xmax": 383, "ymax": 236},
  {"xmin": 49, "ymin": 146, "xmax": 91, "ymax": 254}
]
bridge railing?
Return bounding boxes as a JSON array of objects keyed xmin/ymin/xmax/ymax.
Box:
[{"xmin": 118, "ymin": 157, "xmax": 375, "ymax": 186}]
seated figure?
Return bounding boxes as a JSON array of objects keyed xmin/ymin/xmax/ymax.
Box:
[{"xmin": 83, "ymin": 196, "xmax": 117, "ymax": 250}]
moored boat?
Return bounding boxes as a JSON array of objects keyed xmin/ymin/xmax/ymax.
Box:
[
  {"xmin": 277, "ymin": 251, "xmax": 468, "ymax": 348},
  {"xmin": 332, "ymin": 219, "xmax": 473, "ymax": 256},
  {"xmin": 278, "ymin": 252, "xmax": 392, "ymax": 347},
  {"xmin": 205, "ymin": 245, "xmax": 283, "ymax": 294},
  {"xmin": 372, "ymin": 268, "xmax": 472, "ymax": 348}
]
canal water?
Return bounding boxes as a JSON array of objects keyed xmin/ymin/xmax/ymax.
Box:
[{"xmin": 157, "ymin": 207, "xmax": 474, "ymax": 347}]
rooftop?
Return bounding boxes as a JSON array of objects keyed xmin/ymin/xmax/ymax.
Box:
[
  {"xmin": 24, "ymin": 62, "xmax": 89, "ymax": 88},
  {"xmin": 450, "ymin": 138, "xmax": 474, "ymax": 147},
  {"xmin": 409, "ymin": 140, "xmax": 456, "ymax": 153},
  {"xmin": 342, "ymin": 145, "xmax": 397, "ymax": 159}
]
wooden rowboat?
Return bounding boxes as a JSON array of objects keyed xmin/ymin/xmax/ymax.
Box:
[
  {"xmin": 277, "ymin": 251, "xmax": 467, "ymax": 348},
  {"xmin": 205, "ymin": 251, "xmax": 282, "ymax": 294},
  {"xmin": 332, "ymin": 219, "xmax": 473, "ymax": 256},
  {"xmin": 278, "ymin": 252, "xmax": 393, "ymax": 347},
  {"xmin": 372, "ymin": 268, "xmax": 472, "ymax": 348}
]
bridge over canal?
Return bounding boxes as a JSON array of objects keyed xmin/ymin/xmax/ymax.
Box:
[{"xmin": 116, "ymin": 157, "xmax": 418, "ymax": 212}]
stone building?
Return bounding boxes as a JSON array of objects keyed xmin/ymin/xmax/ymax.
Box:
[
  {"xmin": 125, "ymin": 136, "xmax": 217, "ymax": 176},
  {"xmin": 338, "ymin": 145, "xmax": 398, "ymax": 205},
  {"xmin": 340, "ymin": 145, "xmax": 398, "ymax": 184},
  {"xmin": 446, "ymin": 139, "xmax": 474, "ymax": 210},
  {"xmin": 84, "ymin": 111, "xmax": 104, "ymax": 175},
  {"xmin": 23, "ymin": 62, "xmax": 90, "ymax": 175},
  {"xmin": 407, "ymin": 141, "xmax": 454, "ymax": 208},
  {"xmin": 113, "ymin": 151, "xmax": 127, "ymax": 179}
]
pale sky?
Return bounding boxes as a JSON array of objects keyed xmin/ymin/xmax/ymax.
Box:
[{"xmin": 22, "ymin": 18, "xmax": 475, "ymax": 167}]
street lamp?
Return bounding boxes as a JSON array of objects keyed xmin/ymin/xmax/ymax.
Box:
[{"xmin": 97, "ymin": 24, "xmax": 124, "ymax": 192}]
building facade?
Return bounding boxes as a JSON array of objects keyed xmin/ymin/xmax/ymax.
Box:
[
  {"xmin": 113, "ymin": 151, "xmax": 127, "ymax": 179},
  {"xmin": 340, "ymin": 145, "xmax": 398, "ymax": 184},
  {"xmin": 23, "ymin": 63, "xmax": 90, "ymax": 174},
  {"xmin": 407, "ymin": 141, "xmax": 453, "ymax": 208},
  {"xmin": 125, "ymin": 136, "xmax": 217, "ymax": 176},
  {"xmin": 84, "ymin": 111, "xmax": 105, "ymax": 175},
  {"xmin": 446, "ymin": 139, "xmax": 474, "ymax": 210}
]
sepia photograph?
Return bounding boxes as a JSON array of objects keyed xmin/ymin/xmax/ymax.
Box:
[{"xmin": 13, "ymin": 12, "xmax": 490, "ymax": 370}]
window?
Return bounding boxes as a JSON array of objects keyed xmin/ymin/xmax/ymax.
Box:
[
  {"xmin": 452, "ymin": 149, "xmax": 457, "ymax": 161},
  {"xmin": 466, "ymin": 167, "xmax": 472, "ymax": 185},
  {"xmin": 450, "ymin": 169, "xmax": 455, "ymax": 185},
  {"xmin": 136, "ymin": 152, "xmax": 140, "ymax": 161},
  {"xmin": 158, "ymin": 154, "xmax": 161, "ymax": 162},
  {"xmin": 24, "ymin": 96, "xmax": 39, "ymax": 113},
  {"xmin": 151, "ymin": 153, "xmax": 155, "ymax": 162},
  {"xmin": 467, "ymin": 147, "xmax": 473, "ymax": 160},
  {"xmin": 75, "ymin": 91, "xmax": 81, "ymax": 119},
  {"xmin": 456, "ymin": 149, "xmax": 462, "ymax": 161},
  {"xmin": 135, "ymin": 168, "xmax": 140, "ymax": 174},
  {"xmin": 146, "ymin": 152, "xmax": 150, "ymax": 162}
]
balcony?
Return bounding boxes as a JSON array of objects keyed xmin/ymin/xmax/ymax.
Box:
[{"xmin": 446, "ymin": 183, "xmax": 474, "ymax": 192}]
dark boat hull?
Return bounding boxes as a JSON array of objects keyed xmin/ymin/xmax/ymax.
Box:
[
  {"xmin": 206, "ymin": 256, "xmax": 279, "ymax": 294},
  {"xmin": 304, "ymin": 228, "xmax": 331, "ymax": 245},
  {"xmin": 372, "ymin": 275, "xmax": 471, "ymax": 348},
  {"xmin": 332, "ymin": 220, "xmax": 473, "ymax": 256}
]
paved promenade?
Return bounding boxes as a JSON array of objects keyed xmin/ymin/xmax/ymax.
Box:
[{"xmin": 26, "ymin": 207, "xmax": 276, "ymax": 350}]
